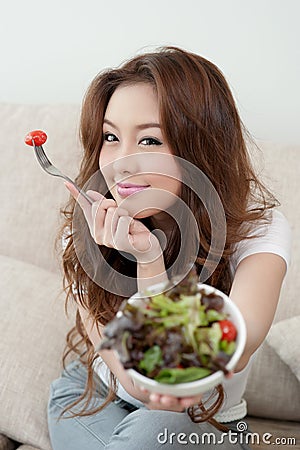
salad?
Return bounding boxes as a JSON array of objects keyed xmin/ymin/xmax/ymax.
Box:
[{"xmin": 99, "ymin": 267, "xmax": 237, "ymax": 384}]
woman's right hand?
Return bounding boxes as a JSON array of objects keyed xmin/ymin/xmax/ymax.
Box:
[{"xmin": 65, "ymin": 182, "xmax": 163, "ymax": 264}]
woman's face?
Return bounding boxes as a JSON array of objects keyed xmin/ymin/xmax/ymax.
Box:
[{"xmin": 99, "ymin": 83, "xmax": 182, "ymax": 219}]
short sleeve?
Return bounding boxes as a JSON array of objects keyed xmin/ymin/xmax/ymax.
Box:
[{"xmin": 230, "ymin": 210, "xmax": 292, "ymax": 275}]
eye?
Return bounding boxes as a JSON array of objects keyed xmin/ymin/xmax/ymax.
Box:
[
  {"xmin": 103, "ymin": 132, "xmax": 119, "ymax": 142},
  {"xmin": 139, "ymin": 137, "xmax": 162, "ymax": 146}
]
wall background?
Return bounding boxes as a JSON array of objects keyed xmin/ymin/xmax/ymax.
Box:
[{"xmin": 1, "ymin": 0, "xmax": 299, "ymax": 144}]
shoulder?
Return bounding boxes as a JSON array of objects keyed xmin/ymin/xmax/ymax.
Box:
[{"xmin": 231, "ymin": 209, "xmax": 292, "ymax": 274}]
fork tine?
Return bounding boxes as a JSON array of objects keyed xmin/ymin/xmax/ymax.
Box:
[
  {"xmin": 36, "ymin": 145, "xmax": 52, "ymax": 166},
  {"xmin": 34, "ymin": 146, "xmax": 45, "ymax": 166},
  {"xmin": 39, "ymin": 149, "xmax": 50, "ymax": 167},
  {"xmin": 34, "ymin": 148, "xmax": 49, "ymax": 173}
]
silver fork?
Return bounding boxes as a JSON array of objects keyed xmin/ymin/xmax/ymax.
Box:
[{"xmin": 33, "ymin": 141, "xmax": 93, "ymax": 204}]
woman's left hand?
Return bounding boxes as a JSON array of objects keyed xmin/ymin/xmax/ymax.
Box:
[{"xmin": 140, "ymin": 389, "xmax": 203, "ymax": 412}]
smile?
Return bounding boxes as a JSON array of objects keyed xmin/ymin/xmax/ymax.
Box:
[{"xmin": 116, "ymin": 183, "xmax": 150, "ymax": 198}]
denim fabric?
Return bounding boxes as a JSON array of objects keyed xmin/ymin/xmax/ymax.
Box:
[{"xmin": 48, "ymin": 360, "xmax": 252, "ymax": 450}]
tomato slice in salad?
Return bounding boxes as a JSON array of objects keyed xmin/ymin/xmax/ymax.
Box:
[
  {"xmin": 219, "ymin": 320, "xmax": 237, "ymax": 342},
  {"xmin": 24, "ymin": 130, "xmax": 47, "ymax": 146}
]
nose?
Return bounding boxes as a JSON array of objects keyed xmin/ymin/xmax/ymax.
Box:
[{"xmin": 112, "ymin": 148, "xmax": 139, "ymax": 176}]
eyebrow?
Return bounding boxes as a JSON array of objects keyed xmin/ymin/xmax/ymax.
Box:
[{"xmin": 103, "ymin": 118, "xmax": 161, "ymax": 131}]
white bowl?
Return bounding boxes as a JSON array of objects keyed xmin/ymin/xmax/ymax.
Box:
[{"xmin": 126, "ymin": 282, "xmax": 246, "ymax": 397}]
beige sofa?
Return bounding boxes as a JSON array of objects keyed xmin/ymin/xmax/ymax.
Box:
[{"xmin": 0, "ymin": 103, "xmax": 299, "ymax": 450}]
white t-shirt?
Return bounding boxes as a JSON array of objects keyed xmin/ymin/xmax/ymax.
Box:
[{"xmin": 90, "ymin": 209, "xmax": 291, "ymax": 421}]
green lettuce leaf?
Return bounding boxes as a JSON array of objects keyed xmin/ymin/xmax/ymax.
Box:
[
  {"xmin": 138, "ymin": 345, "xmax": 163, "ymax": 374},
  {"xmin": 220, "ymin": 339, "xmax": 236, "ymax": 355},
  {"xmin": 207, "ymin": 322, "xmax": 222, "ymax": 355},
  {"xmin": 155, "ymin": 367, "xmax": 212, "ymax": 384},
  {"xmin": 206, "ymin": 309, "xmax": 226, "ymax": 322}
]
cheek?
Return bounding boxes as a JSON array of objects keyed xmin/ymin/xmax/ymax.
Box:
[
  {"xmin": 99, "ymin": 153, "xmax": 113, "ymax": 182},
  {"xmin": 149, "ymin": 174, "xmax": 181, "ymax": 197},
  {"xmin": 165, "ymin": 177, "xmax": 181, "ymax": 197},
  {"xmin": 142, "ymin": 154, "xmax": 181, "ymax": 179},
  {"xmin": 99, "ymin": 151, "xmax": 107, "ymax": 170}
]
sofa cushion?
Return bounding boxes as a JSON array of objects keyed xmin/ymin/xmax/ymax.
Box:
[
  {"xmin": 0, "ymin": 255, "xmax": 74, "ymax": 450},
  {"xmin": 244, "ymin": 340, "xmax": 300, "ymax": 421},
  {"xmin": 266, "ymin": 316, "xmax": 300, "ymax": 384}
]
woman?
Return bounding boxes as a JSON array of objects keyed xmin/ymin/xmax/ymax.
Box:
[{"xmin": 48, "ymin": 46, "xmax": 291, "ymax": 449}]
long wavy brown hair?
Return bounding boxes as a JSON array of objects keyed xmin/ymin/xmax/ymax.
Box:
[{"xmin": 59, "ymin": 46, "xmax": 278, "ymax": 427}]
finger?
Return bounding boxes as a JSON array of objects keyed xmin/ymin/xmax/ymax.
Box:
[
  {"xmin": 128, "ymin": 218, "xmax": 148, "ymax": 234},
  {"xmin": 152, "ymin": 228, "xmax": 167, "ymax": 251},
  {"xmin": 149, "ymin": 393, "xmax": 161, "ymax": 403},
  {"xmin": 106, "ymin": 207, "xmax": 129, "ymax": 242},
  {"xmin": 148, "ymin": 393, "xmax": 178, "ymax": 406},
  {"xmin": 102, "ymin": 207, "xmax": 120, "ymax": 246},
  {"xmin": 87, "ymin": 190, "xmax": 118, "ymax": 210},
  {"xmin": 114, "ymin": 215, "xmax": 132, "ymax": 248},
  {"xmin": 139, "ymin": 386, "xmax": 149, "ymax": 393},
  {"xmin": 64, "ymin": 181, "xmax": 92, "ymax": 223},
  {"xmin": 225, "ymin": 371, "xmax": 234, "ymax": 379},
  {"xmin": 64, "ymin": 181, "xmax": 88, "ymax": 207},
  {"xmin": 129, "ymin": 220, "xmax": 163, "ymax": 256},
  {"xmin": 91, "ymin": 201, "xmax": 111, "ymax": 243},
  {"xmin": 101, "ymin": 198, "xmax": 119, "ymax": 209},
  {"xmin": 91, "ymin": 201, "xmax": 122, "ymax": 244},
  {"xmin": 91, "ymin": 198, "xmax": 116, "ymax": 229},
  {"xmin": 160, "ymin": 395, "xmax": 178, "ymax": 407},
  {"xmin": 179, "ymin": 395, "xmax": 202, "ymax": 408},
  {"xmin": 86, "ymin": 190, "xmax": 105, "ymax": 202}
]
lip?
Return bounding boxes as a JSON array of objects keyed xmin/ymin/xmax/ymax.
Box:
[{"xmin": 116, "ymin": 182, "xmax": 150, "ymax": 198}]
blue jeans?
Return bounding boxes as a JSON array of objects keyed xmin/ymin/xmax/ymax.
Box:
[{"xmin": 48, "ymin": 359, "xmax": 252, "ymax": 449}]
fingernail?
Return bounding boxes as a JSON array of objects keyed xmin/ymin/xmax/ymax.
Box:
[{"xmin": 181, "ymin": 401, "xmax": 190, "ymax": 407}]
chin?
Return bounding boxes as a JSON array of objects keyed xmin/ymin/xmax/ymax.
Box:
[{"xmin": 131, "ymin": 208, "xmax": 162, "ymax": 219}]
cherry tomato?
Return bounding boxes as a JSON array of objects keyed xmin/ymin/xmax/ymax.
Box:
[
  {"xmin": 24, "ymin": 130, "xmax": 47, "ymax": 146},
  {"xmin": 219, "ymin": 320, "xmax": 237, "ymax": 342}
]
